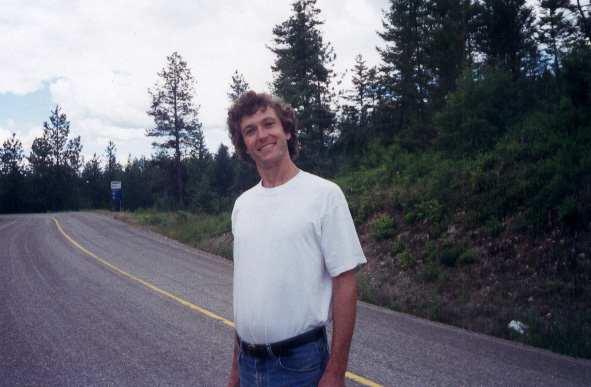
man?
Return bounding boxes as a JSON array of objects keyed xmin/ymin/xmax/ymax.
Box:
[{"xmin": 227, "ymin": 91, "xmax": 366, "ymax": 387}]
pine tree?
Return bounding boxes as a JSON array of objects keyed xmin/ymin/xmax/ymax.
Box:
[
  {"xmin": 43, "ymin": 105, "xmax": 71, "ymax": 167},
  {"xmin": 269, "ymin": 0, "xmax": 336, "ymax": 171},
  {"xmin": 474, "ymin": 0, "xmax": 538, "ymax": 79},
  {"xmin": 147, "ymin": 51, "xmax": 203, "ymax": 207},
  {"xmin": 348, "ymin": 54, "xmax": 377, "ymax": 128},
  {"xmin": 0, "ymin": 133, "xmax": 25, "ymax": 212},
  {"xmin": 378, "ymin": 0, "xmax": 434, "ymax": 145},
  {"xmin": 336, "ymin": 55, "xmax": 378, "ymax": 158},
  {"xmin": 104, "ymin": 140, "xmax": 121, "ymax": 182},
  {"xmin": 0, "ymin": 133, "xmax": 24, "ymax": 175},
  {"xmin": 81, "ymin": 154, "xmax": 105, "ymax": 208},
  {"xmin": 537, "ymin": 0, "xmax": 577, "ymax": 75},
  {"xmin": 29, "ymin": 106, "xmax": 82, "ymax": 211},
  {"xmin": 573, "ymin": 0, "xmax": 591, "ymax": 41},
  {"xmin": 228, "ymin": 70, "xmax": 250, "ymax": 102},
  {"xmin": 429, "ymin": 0, "xmax": 474, "ymax": 105}
]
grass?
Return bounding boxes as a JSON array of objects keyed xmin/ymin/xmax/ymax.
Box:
[{"xmin": 116, "ymin": 209, "xmax": 233, "ymax": 259}]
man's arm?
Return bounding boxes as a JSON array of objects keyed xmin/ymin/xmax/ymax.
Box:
[
  {"xmin": 319, "ymin": 269, "xmax": 358, "ymax": 387},
  {"xmin": 227, "ymin": 337, "xmax": 240, "ymax": 387}
]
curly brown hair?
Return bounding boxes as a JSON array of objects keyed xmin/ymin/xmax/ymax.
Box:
[{"xmin": 227, "ymin": 91, "xmax": 299, "ymax": 163}]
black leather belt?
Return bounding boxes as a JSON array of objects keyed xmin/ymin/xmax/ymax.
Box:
[{"xmin": 237, "ymin": 326, "xmax": 326, "ymax": 358}]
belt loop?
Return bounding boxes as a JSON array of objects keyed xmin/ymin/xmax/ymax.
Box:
[{"xmin": 265, "ymin": 343, "xmax": 273, "ymax": 357}]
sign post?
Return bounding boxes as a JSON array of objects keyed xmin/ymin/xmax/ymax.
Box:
[{"xmin": 110, "ymin": 181, "xmax": 122, "ymax": 212}]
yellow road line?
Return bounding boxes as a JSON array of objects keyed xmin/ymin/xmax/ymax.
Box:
[{"xmin": 53, "ymin": 217, "xmax": 383, "ymax": 387}]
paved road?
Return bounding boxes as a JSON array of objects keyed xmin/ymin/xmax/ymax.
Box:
[{"xmin": 1, "ymin": 212, "xmax": 590, "ymax": 386}]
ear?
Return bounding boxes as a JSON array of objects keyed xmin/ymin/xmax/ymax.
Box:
[{"xmin": 285, "ymin": 131, "xmax": 291, "ymax": 140}]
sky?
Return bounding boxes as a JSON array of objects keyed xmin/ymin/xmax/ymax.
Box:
[{"xmin": 0, "ymin": 0, "xmax": 389, "ymax": 166}]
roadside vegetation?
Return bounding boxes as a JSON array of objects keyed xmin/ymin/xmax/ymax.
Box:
[{"xmin": 2, "ymin": 0, "xmax": 590, "ymax": 358}]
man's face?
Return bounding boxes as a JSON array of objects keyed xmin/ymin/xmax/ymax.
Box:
[{"xmin": 240, "ymin": 107, "xmax": 292, "ymax": 168}]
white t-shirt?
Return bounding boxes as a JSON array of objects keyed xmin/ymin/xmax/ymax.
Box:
[{"xmin": 231, "ymin": 170, "xmax": 366, "ymax": 344}]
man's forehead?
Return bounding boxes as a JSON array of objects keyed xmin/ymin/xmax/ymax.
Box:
[{"xmin": 240, "ymin": 106, "xmax": 278, "ymax": 127}]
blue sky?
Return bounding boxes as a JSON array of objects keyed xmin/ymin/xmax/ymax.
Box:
[{"xmin": 0, "ymin": 0, "xmax": 387, "ymax": 165}]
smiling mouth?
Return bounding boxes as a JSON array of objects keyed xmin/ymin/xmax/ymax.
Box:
[{"xmin": 258, "ymin": 143, "xmax": 275, "ymax": 151}]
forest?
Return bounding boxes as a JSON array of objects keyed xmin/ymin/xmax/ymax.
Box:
[{"xmin": 1, "ymin": 0, "xmax": 590, "ymax": 357}]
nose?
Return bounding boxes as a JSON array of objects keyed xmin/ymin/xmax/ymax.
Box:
[{"xmin": 255, "ymin": 125, "xmax": 268, "ymax": 141}]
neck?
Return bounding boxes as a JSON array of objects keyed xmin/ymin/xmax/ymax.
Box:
[{"xmin": 257, "ymin": 159, "xmax": 299, "ymax": 188}]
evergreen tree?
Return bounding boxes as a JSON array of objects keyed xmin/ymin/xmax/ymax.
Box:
[
  {"xmin": 0, "ymin": 133, "xmax": 24, "ymax": 175},
  {"xmin": 147, "ymin": 51, "xmax": 203, "ymax": 207},
  {"xmin": 212, "ymin": 144, "xmax": 234, "ymax": 198},
  {"xmin": 429, "ymin": 0, "xmax": 474, "ymax": 105},
  {"xmin": 537, "ymin": 0, "xmax": 577, "ymax": 75},
  {"xmin": 378, "ymin": 0, "xmax": 434, "ymax": 146},
  {"xmin": 573, "ymin": 0, "xmax": 591, "ymax": 41},
  {"xmin": 104, "ymin": 140, "xmax": 122, "ymax": 182},
  {"xmin": 123, "ymin": 156, "xmax": 154, "ymax": 210},
  {"xmin": 81, "ymin": 154, "xmax": 105, "ymax": 208},
  {"xmin": 28, "ymin": 106, "xmax": 82, "ymax": 211},
  {"xmin": 349, "ymin": 54, "xmax": 377, "ymax": 128},
  {"xmin": 43, "ymin": 105, "xmax": 72, "ymax": 167},
  {"xmin": 228, "ymin": 70, "xmax": 250, "ymax": 102},
  {"xmin": 188, "ymin": 124, "xmax": 210, "ymax": 162},
  {"xmin": 335, "ymin": 55, "xmax": 379, "ymax": 159},
  {"xmin": 269, "ymin": 0, "xmax": 336, "ymax": 172},
  {"xmin": 0, "ymin": 133, "xmax": 25, "ymax": 213},
  {"xmin": 474, "ymin": 0, "xmax": 538, "ymax": 79}
]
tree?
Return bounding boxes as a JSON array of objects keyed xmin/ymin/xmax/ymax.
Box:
[
  {"xmin": 28, "ymin": 106, "xmax": 82, "ymax": 211},
  {"xmin": 537, "ymin": 0, "xmax": 577, "ymax": 75},
  {"xmin": 269, "ymin": 0, "xmax": 336, "ymax": 172},
  {"xmin": 81, "ymin": 154, "xmax": 105, "ymax": 208},
  {"xmin": 228, "ymin": 70, "xmax": 250, "ymax": 102},
  {"xmin": 147, "ymin": 51, "xmax": 203, "ymax": 207},
  {"xmin": 0, "ymin": 133, "xmax": 24, "ymax": 176},
  {"xmin": 378, "ymin": 0, "xmax": 435, "ymax": 147},
  {"xmin": 212, "ymin": 144, "xmax": 234, "ymax": 198},
  {"xmin": 429, "ymin": 0, "xmax": 474, "ymax": 104},
  {"xmin": 574, "ymin": 0, "xmax": 591, "ymax": 41},
  {"xmin": 335, "ymin": 55, "xmax": 379, "ymax": 159},
  {"xmin": 474, "ymin": 0, "xmax": 538, "ymax": 79},
  {"xmin": 104, "ymin": 140, "xmax": 122, "ymax": 182},
  {"xmin": 43, "ymin": 105, "xmax": 72, "ymax": 167},
  {"xmin": 0, "ymin": 133, "xmax": 25, "ymax": 213}
]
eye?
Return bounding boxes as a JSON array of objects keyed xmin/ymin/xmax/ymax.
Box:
[{"xmin": 243, "ymin": 127, "xmax": 255, "ymax": 137}]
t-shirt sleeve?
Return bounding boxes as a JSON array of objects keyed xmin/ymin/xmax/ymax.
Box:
[{"xmin": 320, "ymin": 187, "xmax": 367, "ymax": 277}]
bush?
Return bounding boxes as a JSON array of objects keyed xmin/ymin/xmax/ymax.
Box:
[
  {"xmin": 438, "ymin": 245, "xmax": 464, "ymax": 267},
  {"xmin": 458, "ymin": 248, "xmax": 478, "ymax": 265},
  {"xmin": 399, "ymin": 251, "xmax": 416, "ymax": 270},
  {"xmin": 485, "ymin": 217, "xmax": 504, "ymax": 237},
  {"xmin": 371, "ymin": 214, "xmax": 396, "ymax": 240},
  {"xmin": 391, "ymin": 240, "xmax": 406, "ymax": 256},
  {"xmin": 421, "ymin": 261, "xmax": 441, "ymax": 282}
]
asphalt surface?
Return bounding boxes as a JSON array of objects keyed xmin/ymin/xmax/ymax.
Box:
[{"xmin": 1, "ymin": 212, "xmax": 590, "ymax": 386}]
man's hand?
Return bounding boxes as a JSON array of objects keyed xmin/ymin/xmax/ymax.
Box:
[
  {"xmin": 319, "ymin": 369, "xmax": 346, "ymax": 387},
  {"xmin": 227, "ymin": 337, "xmax": 240, "ymax": 387},
  {"xmin": 320, "ymin": 269, "xmax": 358, "ymax": 387}
]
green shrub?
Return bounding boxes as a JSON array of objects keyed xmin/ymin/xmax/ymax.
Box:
[
  {"xmin": 485, "ymin": 217, "xmax": 504, "ymax": 237},
  {"xmin": 399, "ymin": 251, "xmax": 416, "ymax": 270},
  {"xmin": 458, "ymin": 248, "xmax": 478, "ymax": 265},
  {"xmin": 421, "ymin": 261, "xmax": 441, "ymax": 282},
  {"xmin": 403, "ymin": 211, "xmax": 417, "ymax": 224},
  {"xmin": 415, "ymin": 199, "xmax": 444, "ymax": 223},
  {"xmin": 558, "ymin": 196, "xmax": 578, "ymax": 225},
  {"xmin": 371, "ymin": 214, "xmax": 396, "ymax": 240},
  {"xmin": 438, "ymin": 245, "xmax": 464, "ymax": 267},
  {"xmin": 391, "ymin": 240, "xmax": 406, "ymax": 256}
]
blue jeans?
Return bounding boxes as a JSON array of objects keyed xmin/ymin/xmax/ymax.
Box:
[{"xmin": 238, "ymin": 330, "xmax": 329, "ymax": 387}]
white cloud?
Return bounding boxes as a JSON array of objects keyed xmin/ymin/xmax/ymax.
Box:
[{"xmin": 0, "ymin": 0, "xmax": 389, "ymax": 161}]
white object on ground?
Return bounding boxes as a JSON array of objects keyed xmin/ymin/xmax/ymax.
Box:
[{"xmin": 508, "ymin": 320, "xmax": 528, "ymax": 335}]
